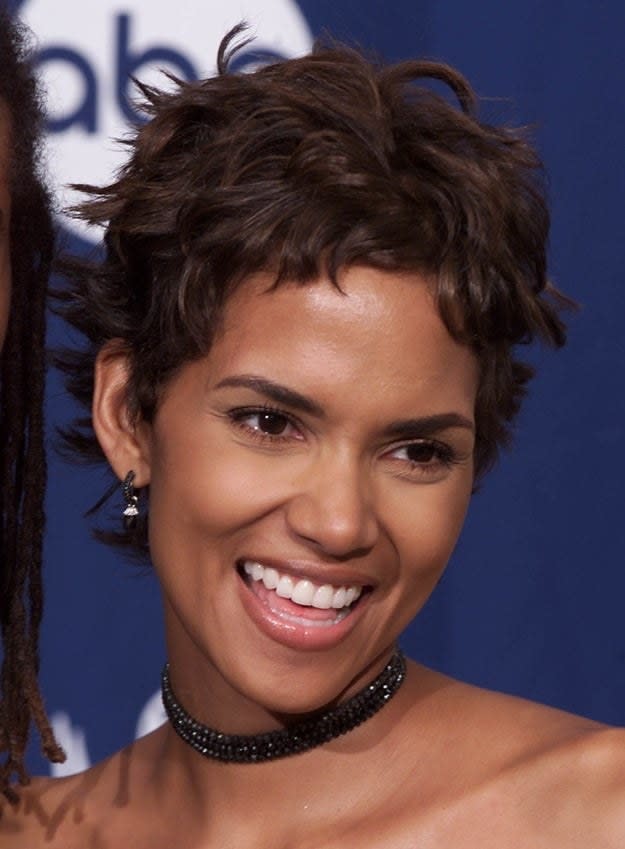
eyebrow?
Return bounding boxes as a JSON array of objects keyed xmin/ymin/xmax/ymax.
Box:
[
  {"xmin": 214, "ymin": 375, "xmax": 325, "ymax": 417},
  {"xmin": 214, "ymin": 374, "xmax": 474, "ymax": 435},
  {"xmin": 380, "ymin": 413, "xmax": 474, "ymax": 440}
]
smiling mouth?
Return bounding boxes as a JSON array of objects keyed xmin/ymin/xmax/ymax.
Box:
[{"xmin": 237, "ymin": 559, "xmax": 370, "ymax": 627}]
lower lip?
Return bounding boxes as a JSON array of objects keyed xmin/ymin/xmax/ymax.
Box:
[{"xmin": 237, "ymin": 570, "xmax": 370, "ymax": 651}]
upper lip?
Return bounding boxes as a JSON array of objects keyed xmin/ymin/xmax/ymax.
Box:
[{"xmin": 236, "ymin": 556, "xmax": 375, "ymax": 589}]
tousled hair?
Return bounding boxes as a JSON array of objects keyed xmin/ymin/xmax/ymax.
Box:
[
  {"xmin": 0, "ymin": 9, "xmax": 65, "ymax": 800},
  {"xmin": 56, "ymin": 26, "xmax": 567, "ymax": 556}
]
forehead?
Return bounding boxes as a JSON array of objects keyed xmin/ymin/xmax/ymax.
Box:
[{"xmin": 211, "ymin": 266, "xmax": 478, "ymax": 419}]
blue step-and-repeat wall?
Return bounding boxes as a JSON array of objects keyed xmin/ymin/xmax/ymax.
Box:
[{"xmin": 9, "ymin": 0, "xmax": 624, "ymax": 775}]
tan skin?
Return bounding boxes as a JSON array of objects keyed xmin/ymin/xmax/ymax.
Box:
[
  {"xmin": 0, "ymin": 105, "xmax": 12, "ymax": 349},
  {"xmin": 2, "ymin": 267, "xmax": 625, "ymax": 848}
]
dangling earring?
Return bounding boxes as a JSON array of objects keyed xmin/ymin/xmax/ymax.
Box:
[{"xmin": 122, "ymin": 470, "xmax": 139, "ymax": 530}]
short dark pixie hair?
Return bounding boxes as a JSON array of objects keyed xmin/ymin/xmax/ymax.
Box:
[{"xmin": 57, "ymin": 27, "xmax": 566, "ymax": 555}]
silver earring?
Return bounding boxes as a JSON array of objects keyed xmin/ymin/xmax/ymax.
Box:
[{"xmin": 122, "ymin": 471, "xmax": 139, "ymax": 530}]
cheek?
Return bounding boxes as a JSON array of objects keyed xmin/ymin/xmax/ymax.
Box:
[
  {"xmin": 388, "ymin": 475, "xmax": 473, "ymax": 604},
  {"xmin": 146, "ymin": 434, "xmax": 294, "ymax": 564}
]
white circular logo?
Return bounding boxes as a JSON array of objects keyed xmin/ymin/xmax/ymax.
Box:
[{"xmin": 20, "ymin": 0, "xmax": 313, "ymax": 241}]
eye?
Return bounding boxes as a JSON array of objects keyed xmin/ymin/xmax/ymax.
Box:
[
  {"xmin": 249, "ymin": 410, "xmax": 291, "ymax": 435},
  {"xmin": 385, "ymin": 438, "xmax": 462, "ymax": 480},
  {"xmin": 400, "ymin": 442, "xmax": 439, "ymax": 464},
  {"xmin": 227, "ymin": 406, "xmax": 303, "ymax": 441}
]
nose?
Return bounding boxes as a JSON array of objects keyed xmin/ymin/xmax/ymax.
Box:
[{"xmin": 285, "ymin": 448, "xmax": 379, "ymax": 558}]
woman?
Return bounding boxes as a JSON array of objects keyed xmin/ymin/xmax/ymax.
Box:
[
  {"xmin": 3, "ymin": 27, "xmax": 625, "ymax": 846},
  {"xmin": 0, "ymin": 9, "xmax": 64, "ymax": 801}
]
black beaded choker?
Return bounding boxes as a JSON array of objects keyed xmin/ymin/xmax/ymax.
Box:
[{"xmin": 161, "ymin": 650, "xmax": 406, "ymax": 763}]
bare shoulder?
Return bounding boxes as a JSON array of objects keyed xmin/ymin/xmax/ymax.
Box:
[
  {"xmin": 0, "ymin": 776, "xmax": 81, "ymax": 849},
  {"xmin": 386, "ymin": 664, "xmax": 625, "ymax": 847},
  {"xmin": 515, "ymin": 724, "xmax": 625, "ymax": 843},
  {"xmin": 0, "ymin": 770, "xmax": 94, "ymax": 848},
  {"xmin": 0, "ymin": 729, "xmax": 164, "ymax": 848}
]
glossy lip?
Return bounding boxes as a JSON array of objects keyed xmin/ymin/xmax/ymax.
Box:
[{"xmin": 236, "ymin": 557, "xmax": 373, "ymax": 651}]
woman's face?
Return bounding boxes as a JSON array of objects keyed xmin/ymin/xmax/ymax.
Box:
[
  {"xmin": 136, "ymin": 266, "xmax": 478, "ymax": 723},
  {"xmin": 0, "ymin": 106, "xmax": 11, "ymax": 349}
]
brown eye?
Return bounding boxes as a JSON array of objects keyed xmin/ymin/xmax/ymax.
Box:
[
  {"xmin": 405, "ymin": 442, "xmax": 437, "ymax": 463},
  {"xmin": 229, "ymin": 406, "xmax": 304, "ymax": 442},
  {"xmin": 385, "ymin": 439, "xmax": 459, "ymax": 481},
  {"xmin": 257, "ymin": 412, "xmax": 289, "ymax": 435}
]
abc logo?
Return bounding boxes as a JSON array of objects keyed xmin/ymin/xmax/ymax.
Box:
[{"xmin": 20, "ymin": 0, "xmax": 313, "ymax": 240}]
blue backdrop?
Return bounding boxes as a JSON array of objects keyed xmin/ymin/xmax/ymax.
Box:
[{"xmin": 9, "ymin": 0, "xmax": 624, "ymax": 775}]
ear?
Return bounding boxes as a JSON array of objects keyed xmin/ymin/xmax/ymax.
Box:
[{"xmin": 93, "ymin": 342, "xmax": 152, "ymax": 487}]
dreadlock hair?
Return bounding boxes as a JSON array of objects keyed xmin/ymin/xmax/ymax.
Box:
[
  {"xmin": 0, "ymin": 8, "xmax": 64, "ymax": 802},
  {"xmin": 56, "ymin": 26, "xmax": 568, "ymax": 558}
]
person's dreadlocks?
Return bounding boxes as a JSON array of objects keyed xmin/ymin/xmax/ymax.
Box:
[{"xmin": 0, "ymin": 8, "xmax": 64, "ymax": 802}]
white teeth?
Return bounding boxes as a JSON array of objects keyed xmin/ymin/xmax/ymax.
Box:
[
  {"xmin": 262, "ymin": 567, "xmax": 279, "ymax": 590},
  {"xmin": 344, "ymin": 587, "xmax": 358, "ymax": 606},
  {"xmin": 276, "ymin": 575, "xmax": 294, "ymax": 598},
  {"xmin": 331, "ymin": 587, "xmax": 347, "ymax": 609},
  {"xmin": 312, "ymin": 585, "xmax": 334, "ymax": 609},
  {"xmin": 291, "ymin": 580, "xmax": 315, "ymax": 606},
  {"xmin": 249, "ymin": 562, "xmax": 264, "ymax": 581},
  {"xmin": 241, "ymin": 561, "xmax": 364, "ymax": 610}
]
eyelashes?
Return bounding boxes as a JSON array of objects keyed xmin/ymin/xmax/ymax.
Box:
[
  {"xmin": 227, "ymin": 405, "xmax": 303, "ymax": 442},
  {"xmin": 387, "ymin": 440, "xmax": 460, "ymax": 466},
  {"xmin": 384, "ymin": 439, "xmax": 464, "ymax": 482},
  {"xmin": 225, "ymin": 404, "xmax": 468, "ymax": 482}
]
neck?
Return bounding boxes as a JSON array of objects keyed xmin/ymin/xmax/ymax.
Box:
[
  {"xmin": 163, "ymin": 601, "xmax": 400, "ymax": 736},
  {"xmin": 149, "ymin": 669, "xmax": 414, "ymax": 846},
  {"xmin": 161, "ymin": 650, "xmax": 406, "ymax": 763}
]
